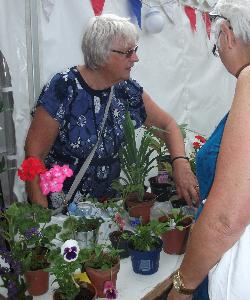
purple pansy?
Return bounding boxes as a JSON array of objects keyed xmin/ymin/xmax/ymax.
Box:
[{"xmin": 61, "ymin": 239, "xmax": 80, "ymax": 262}]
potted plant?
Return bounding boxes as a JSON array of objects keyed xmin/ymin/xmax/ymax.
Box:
[
  {"xmin": 83, "ymin": 243, "xmax": 121, "ymax": 298},
  {"xmin": 46, "ymin": 239, "xmax": 97, "ymax": 300},
  {"xmin": 59, "ymin": 215, "xmax": 103, "ymax": 249},
  {"xmin": 113, "ymin": 111, "xmax": 156, "ymax": 224},
  {"xmin": 158, "ymin": 208, "xmax": 194, "ymax": 254},
  {"xmin": 124, "ymin": 220, "xmax": 164, "ymax": 275},
  {"xmin": 146, "ymin": 128, "xmax": 175, "ymax": 202},
  {"xmin": 0, "ymin": 202, "xmax": 61, "ymax": 297}
]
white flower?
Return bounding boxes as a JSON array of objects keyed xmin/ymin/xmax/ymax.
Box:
[
  {"xmin": 169, "ymin": 219, "xmax": 176, "ymax": 230},
  {"xmin": 61, "ymin": 239, "xmax": 80, "ymax": 262}
]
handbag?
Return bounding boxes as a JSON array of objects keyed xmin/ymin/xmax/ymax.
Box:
[{"xmin": 52, "ymin": 86, "xmax": 114, "ymax": 215}]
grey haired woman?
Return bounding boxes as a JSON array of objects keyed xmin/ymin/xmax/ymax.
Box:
[
  {"xmin": 167, "ymin": 0, "xmax": 250, "ymax": 299},
  {"xmin": 25, "ymin": 14, "xmax": 198, "ymax": 210}
]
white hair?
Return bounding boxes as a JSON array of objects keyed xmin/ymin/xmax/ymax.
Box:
[
  {"xmin": 211, "ymin": 0, "xmax": 250, "ymax": 44},
  {"xmin": 81, "ymin": 14, "xmax": 139, "ymax": 70}
]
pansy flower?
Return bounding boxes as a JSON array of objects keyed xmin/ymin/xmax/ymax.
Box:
[
  {"xmin": 104, "ymin": 280, "xmax": 118, "ymax": 299},
  {"xmin": 61, "ymin": 239, "xmax": 80, "ymax": 262}
]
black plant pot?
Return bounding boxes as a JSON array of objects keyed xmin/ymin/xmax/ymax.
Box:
[
  {"xmin": 109, "ymin": 230, "xmax": 133, "ymax": 259},
  {"xmin": 149, "ymin": 176, "xmax": 174, "ymax": 202}
]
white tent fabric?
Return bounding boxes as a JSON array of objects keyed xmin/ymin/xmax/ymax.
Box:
[{"xmin": 0, "ymin": 0, "xmax": 236, "ymax": 201}]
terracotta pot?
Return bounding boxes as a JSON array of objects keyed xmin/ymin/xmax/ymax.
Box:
[
  {"xmin": 126, "ymin": 192, "xmax": 155, "ymax": 224},
  {"xmin": 24, "ymin": 269, "xmax": 49, "ymax": 296},
  {"xmin": 159, "ymin": 216, "xmax": 193, "ymax": 255},
  {"xmin": 86, "ymin": 261, "xmax": 120, "ymax": 298},
  {"xmin": 53, "ymin": 282, "xmax": 97, "ymax": 300}
]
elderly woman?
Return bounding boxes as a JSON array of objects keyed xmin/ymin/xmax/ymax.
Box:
[
  {"xmin": 25, "ymin": 14, "xmax": 198, "ymax": 210},
  {"xmin": 167, "ymin": 0, "xmax": 250, "ymax": 300}
]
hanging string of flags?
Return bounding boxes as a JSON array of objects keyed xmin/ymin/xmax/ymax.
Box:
[{"xmin": 89, "ymin": 0, "xmax": 212, "ymax": 37}]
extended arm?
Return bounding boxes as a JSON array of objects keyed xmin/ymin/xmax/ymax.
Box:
[
  {"xmin": 142, "ymin": 90, "xmax": 199, "ymax": 206},
  {"xmin": 168, "ymin": 67, "xmax": 250, "ymax": 299},
  {"xmin": 24, "ymin": 106, "xmax": 59, "ymax": 207}
]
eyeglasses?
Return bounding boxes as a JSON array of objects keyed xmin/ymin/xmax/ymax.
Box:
[
  {"xmin": 209, "ymin": 14, "xmax": 231, "ymax": 57},
  {"xmin": 209, "ymin": 14, "xmax": 228, "ymax": 23},
  {"xmin": 111, "ymin": 45, "xmax": 138, "ymax": 58}
]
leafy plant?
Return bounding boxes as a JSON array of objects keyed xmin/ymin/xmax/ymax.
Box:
[
  {"xmin": 59, "ymin": 215, "xmax": 103, "ymax": 241},
  {"xmin": 0, "ymin": 202, "xmax": 61, "ymax": 299},
  {"xmin": 46, "ymin": 240, "xmax": 92, "ymax": 300},
  {"xmin": 159, "ymin": 208, "xmax": 194, "ymax": 231},
  {"xmin": 114, "ymin": 111, "xmax": 156, "ymax": 201},
  {"xmin": 123, "ymin": 220, "xmax": 165, "ymax": 252},
  {"xmin": 84, "ymin": 243, "xmax": 121, "ymax": 270}
]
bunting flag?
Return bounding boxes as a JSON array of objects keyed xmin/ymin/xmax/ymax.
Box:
[
  {"xmin": 91, "ymin": 0, "xmax": 105, "ymax": 16},
  {"xmin": 202, "ymin": 12, "xmax": 211, "ymax": 39},
  {"xmin": 184, "ymin": 6, "xmax": 196, "ymax": 32},
  {"xmin": 128, "ymin": 0, "xmax": 142, "ymax": 28}
]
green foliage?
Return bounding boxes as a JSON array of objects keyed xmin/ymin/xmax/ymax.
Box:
[
  {"xmin": 123, "ymin": 220, "xmax": 165, "ymax": 252},
  {"xmin": 159, "ymin": 208, "xmax": 194, "ymax": 231},
  {"xmin": 84, "ymin": 243, "xmax": 121, "ymax": 270},
  {"xmin": 59, "ymin": 216, "xmax": 103, "ymax": 242},
  {"xmin": 115, "ymin": 112, "xmax": 156, "ymax": 201},
  {"xmin": 46, "ymin": 247, "xmax": 92, "ymax": 300},
  {"xmin": 0, "ymin": 202, "xmax": 61, "ymax": 272}
]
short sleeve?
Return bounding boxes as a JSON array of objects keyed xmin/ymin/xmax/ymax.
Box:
[
  {"xmin": 32, "ymin": 70, "xmax": 77, "ymax": 127},
  {"xmin": 116, "ymin": 78, "xmax": 147, "ymax": 129}
]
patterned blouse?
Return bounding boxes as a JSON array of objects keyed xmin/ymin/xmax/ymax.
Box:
[{"xmin": 33, "ymin": 66, "xmax": 147, "ymax": 209}]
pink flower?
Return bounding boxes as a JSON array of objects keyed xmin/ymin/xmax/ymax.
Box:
[
  {"xmin": 104, "ymin": 281, "xmax": 118, "ymax": 299},
  {"xmin": 40, "ymin": 181, "xmax": 50, "ymax": 195},
  {"xmin": 61, "ymin": 165, "xmax": 73, "ymax": 178},
  {"xmin": 49, "ymin": 178, "xmax": 63, "ymax": 193}
]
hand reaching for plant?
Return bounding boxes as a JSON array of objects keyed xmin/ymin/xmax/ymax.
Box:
[{"xmin": 172, "ymin": 159, "xmax": 200, "ymax": 207}]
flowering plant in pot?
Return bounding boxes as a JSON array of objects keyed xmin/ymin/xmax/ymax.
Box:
[
  {"xmin": 158, "ymin": 208, "xmax": 194, "ymax": 254},
  {"xmin": 188, "ymin": 134, "xmax": 206, "ymax": 174},
  {"xmin": 113, "ymin": 111, "xmax": 156, "ymax": 224},
  {"xmin": 83, "ymin": 243, "xmax": 121, "ymax": 298},
  {"xmin": 123, "ymin": 220, "xmax": 165, "ymax": 275},
  {"xmin": 46, "ymin": 239, "xmax": 97, "ymax": 300},
  {"xmin": 0, "ymin": 202, "xmax": 61, "ymax": 297}
]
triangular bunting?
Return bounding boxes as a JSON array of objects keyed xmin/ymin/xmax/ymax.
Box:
[
  {"xmin": 91, "ymin": 0, "xmax": 105, "ymax": 16},
  {"xmin": 202, "ymin": 12, "xmax": 211, "ymax": 39},
  {"xmin": 128, "ymin": 0, "xmax": 142, "ymax": 28},
  {"xmin": 184, "ymin": 6, "xmax": 196, "ymax": 32}
]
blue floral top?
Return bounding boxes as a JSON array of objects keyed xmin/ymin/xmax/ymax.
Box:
[
  {"xmin": 33, "ymin": 66, "xmax": 147, "ymax": 209},
  {"xmin": 193, "ymin": 112, "xmax": 229, "ymax": 300}
]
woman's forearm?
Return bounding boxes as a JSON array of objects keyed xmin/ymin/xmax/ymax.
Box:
[
  {"xmin": 178, "ymin": 200, "xmax": 245, "ymax": 289},
  {"xmin": 26, "ymin": 175, "xmax": 48, "ymax": 208}
]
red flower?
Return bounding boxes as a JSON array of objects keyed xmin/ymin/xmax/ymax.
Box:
[
  {"xmin": 18, "ymin": 157, "xmax": 47, "ymax": 181},
  {"xmin": 193, "ymin": 141, "xmax": 201, "ymax": 150},
  {"xmin": 195, "ymin": 135, "xmax": 206, "ymax": 143}
]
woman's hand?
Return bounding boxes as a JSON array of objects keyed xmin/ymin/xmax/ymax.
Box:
[
  {"xmin": 172, "ymin": 159, "xmax": 200, "ymax": 207},
  {"xmin": 167, "ymin": 288, "xmax": 193, "ymax": 300}
]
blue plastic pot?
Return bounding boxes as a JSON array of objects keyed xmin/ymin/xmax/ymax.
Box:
[{"xmin": 128, "ymin": 238, "xmax": 163, "ymax": 275}]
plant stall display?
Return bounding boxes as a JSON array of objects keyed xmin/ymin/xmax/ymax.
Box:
[
  {"xmin": 158, "ymin": 208, "xmax": 194, "ymax": 254},
  {"xmin": 113, "ymin": 111, "xmax": 156, "ymax": 224},
  {"xmin": 47, "ymin": 239, "xmax": 97, "ymax": 300},
  {"xmin": 0, "ymin": 202, "xmax": 61, "ymax": 297},
  {"xmin": 124, "ymin": 220, "xmax": 165, "ymax": 275}
]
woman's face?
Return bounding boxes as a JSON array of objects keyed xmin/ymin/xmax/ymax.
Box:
[{"xmin": 101, "ymin": 40, "xmax": 139, "ymax": 82}]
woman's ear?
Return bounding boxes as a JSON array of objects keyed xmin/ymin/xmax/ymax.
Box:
[{"xmin": 220, "ymin": 22, "xmax": 235, "ymax": 49}]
